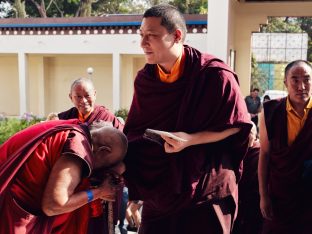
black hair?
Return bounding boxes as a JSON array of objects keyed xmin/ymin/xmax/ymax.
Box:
[
  {"xmin": 284, "ymin": 60, "xmax": 312, "ymax": 79},
  {"xmin": 143, "ymin": 4, "xmax": 187, "ymax": 42}
]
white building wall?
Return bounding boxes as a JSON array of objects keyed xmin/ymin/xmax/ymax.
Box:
[
  {"xmin": 0, "ymin": 32, "xmax": 207, "ymax": 116},
  {"xmin": 207, "ymin": 0, "xmax": 230, "ymax": 62},
  {"xmin": 0, "ymin": 33, "xmax": 207, "ymax": 54}
]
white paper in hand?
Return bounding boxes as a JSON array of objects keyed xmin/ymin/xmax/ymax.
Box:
[{"xmin": 146, "ymin": 129, "xmax": 187, "ymax": 142}]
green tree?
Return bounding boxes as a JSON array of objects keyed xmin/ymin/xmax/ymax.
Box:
[
  {"xmin": 13, "ymin": 0, "xmax": 26, "ymax": 18},
  {"xmin": 250, "ymin": 54, "xmax": 268, "ymax": 94},
  {"xmin": 169, "ymin": 0, "xmax": 207, "ymax": 14},
  {"xmin": 262, "ymin": 16, "xmax": 312, "ymax": 62},
  {"xmin": 297, "ymin": 17, "xmax": 312, "ymax": 62},
  {"xmin": 261, "ymin": 17, "xmax": 302, "ymax": 33},
  {"xmin": 92, "ymin": 0, "xmax": 130, "ymax": 15},
  {"xmin": 4, "ymin": 0, "xmax": 209, "ymax": 17}
]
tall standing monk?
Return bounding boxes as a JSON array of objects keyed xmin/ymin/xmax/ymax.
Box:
[
  {"xmin": 58, "ymin": 77, "xmax": 124, "ymax": 233},
  {"xmin": 258, "ymin": 60, "xmax": 312, "ymax": 234},
  {"xmin": 123, "ymin": 4, "xmax": 252, "ymax": 234},
  {"xmin": 0, "ymin": 120, "xmax": 128, "ymax": 234}
]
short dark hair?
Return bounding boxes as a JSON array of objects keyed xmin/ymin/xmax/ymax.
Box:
[
  {"xmin": 263, "ymin": 95, "xmax": 270, "ymax": 101},
  {"xmin": 143, "ymin": 4, "xmax": 187, "ymax": 42},
  {"xmin": 284, "ymin": 60, "xmax": 312, "ymax": 78},
  {"xmin": 70, "ymin": 77, "xmax": 94, "ymax": 93},
  {"xmin": 252, "ymin": 88, "xmax": 259, "ymax": 92}
]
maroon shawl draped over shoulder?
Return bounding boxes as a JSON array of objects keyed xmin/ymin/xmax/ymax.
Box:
[
  {"xmin": 264, "ymin": 98, "xmax": 312, "ymax": 230},
  {"xmin": 58, "ymin": 105, "xmax": 124, "ymax": 130},
  {"xmin": 124, "ymin": 45, "xmax": 251, "ymax": 218},
  {"xmin": 0, "ymin": 119, "xmax": 93, "ymax": 234}
]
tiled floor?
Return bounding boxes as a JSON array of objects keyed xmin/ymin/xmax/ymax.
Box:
[{"xmin": 115, "ymin": 225, "xmax": 138, "ymax": 234}]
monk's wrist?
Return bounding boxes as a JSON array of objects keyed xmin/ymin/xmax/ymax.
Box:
[{"xmin": 86, "ymin": 189, "xmax": 94, "ymax": 202}]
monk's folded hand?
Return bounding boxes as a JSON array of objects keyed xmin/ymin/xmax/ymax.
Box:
[{"xmin": 97, "ymin": 175, "xmax": 121, "ymax": 199}]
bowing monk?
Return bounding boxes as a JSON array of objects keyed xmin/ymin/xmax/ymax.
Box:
[
  {"xmin": 123, "ymin": 4, "xmax": 251, "ymax": 234},
  {"xmin": 258, "ymin": 60, "xmax": 312, "ymax": 234},
  {"xmin": 58, "ymin": 77, "xmax": 124, "ymax": 233},
  {"xmin": 0, "ymin": 119, "xmax": 127, "ymax": 234}
]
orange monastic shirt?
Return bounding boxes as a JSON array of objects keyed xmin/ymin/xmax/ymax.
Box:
[
  {"xmin": 157, "ymin": 49, "xmax": 185, "ymax": 83},
  {"xmin": 286, "ymin": 97, "xmax": 312, "ymax": 145},
  {"xmin": 78, "ymin": 110, "xmax": 92, "ymax": 122}
]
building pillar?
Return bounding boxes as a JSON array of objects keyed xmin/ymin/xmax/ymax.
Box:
[
  {"xmin": 37, "ymin": 57, "xmax": 45, "ymax": 117},
  {"xmin": 112, "ymin": 52, "xmax": 120, "ymax": 112},
  {"xmin": 18, "ymin": 52, "xmax": 27, "ymax": 116},
  {"xmin": 207, "ymin": 0, "xmax": 230, "ymax": 62}
]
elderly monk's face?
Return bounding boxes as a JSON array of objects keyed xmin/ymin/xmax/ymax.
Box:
[
  {"xmin": 139, "ymin": 17, "xmax": 181, "ymax": 72},
  {"xmin": 70, "ymin": 82, "xmax": 96, "ymax": 116},
  {"xmin": 284, "ymin": 62, "xmax": 312, "ymax": 107}
]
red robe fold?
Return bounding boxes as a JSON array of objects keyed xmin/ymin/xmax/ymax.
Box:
[
  {"xmin": 0, "ymin": 119, "xmax": 93, "ymax": 234},
  {"xmin": 262, "ymin": 98, "xmax": 312, "ymax": 233},
  {"xmin": 124, "ymin": 45, "xmax": 251, "ymax": 232}
]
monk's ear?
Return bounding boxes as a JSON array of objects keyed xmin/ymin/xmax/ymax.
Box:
[
  {"xmin": 284, "ymin": 79, "xmax": 288, "ymax": 88},
  {"xmin": 97, "ymin": 145, "xmax": 112, "ymax": 154},
  {"xmin": 174, "ymin": 29, "xmax": 182, "ymax": 43},
  {"xmin": 69, "ymin": 93, "xmax": 73, "ymax": 101}
]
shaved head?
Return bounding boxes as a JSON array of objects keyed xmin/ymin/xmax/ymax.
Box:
[{"xmin": 89, "ymin": 122, "xmax": 128, "ymax": 170}]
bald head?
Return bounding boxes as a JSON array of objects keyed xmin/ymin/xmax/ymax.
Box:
[{"xmin": 89, "ymin": 122, "xmax": 128, "ymax": 170}]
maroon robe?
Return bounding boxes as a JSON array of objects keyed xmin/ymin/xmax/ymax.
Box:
[
  {"xmin": 233, "ymin": 144, "xmax": 263, "ymax": 234},
  {"xmin": 124, "ymin": 45, "xmax": 251, "ymax": 233},
  {"xmin": 0, "ymin": 120, "xmax": 93, "ymax": 234},
  {"xmin": 58, "ymin": 104, "xmax": 123, "ymax": 130},
  {"xmin": 58, "ymin": 104, "xmax": 124, "ymax": 233},
  {"xmin": 262, "ymin": 98, "xmax": 312, "ymax": 234}
]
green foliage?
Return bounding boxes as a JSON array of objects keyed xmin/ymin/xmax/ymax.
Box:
[
  {"xmin": 5, "ymin": 0, "xmax": 208, "ymax": 17},
  {"xmin": 250, "ymin": 54, "xmax": 268, "ymax": 95},
  {"xmin": 114, "ymin": 108, "xmax": 129, "ymax": 122},
  {"xmin": 262, "ymin": 16, "xmax": 312, "ymax": 62},
  {"xmin": 0, "ymin": 114, "xmax": 43, "ymax": 145},
  {"xmin": 261, "ymin": 17, "xmax": 302, "ymax": 33},
  {"xmin": 297, "ymin": 17, "xmax": 312, "ymax": 62},
  {"xmin": 169, "ymin": 0, "xmax": 208, "ymax": 14}
]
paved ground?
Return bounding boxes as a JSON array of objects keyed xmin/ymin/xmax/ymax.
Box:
[{"xmin": 115, "ymin": 225, "xmax": 137, "ymax": 234}]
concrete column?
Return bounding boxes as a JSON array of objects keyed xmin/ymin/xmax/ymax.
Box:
[
  {"xmin": 37, "ymin": 57, "xmax": 45, "ymax": 117},
  {"xmin": 18, "ymin": 52, "xmax": 27, "ymax": 116},
  {"xmin": 234, "ymin": 12, "xmax": 267, "ymax": 96},
  {"xmin": 207, "ymin": 0, "xmax": 230, "ymax": 62},
  {"xmin": 112, "ymin": 52, "xmax": 120, "ymax": 111}
]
